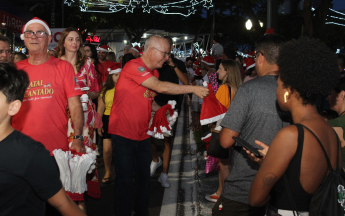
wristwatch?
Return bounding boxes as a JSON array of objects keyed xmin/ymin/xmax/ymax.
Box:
[
  {"xmin": 172, "ymin": 65, "xmax": 177, "ymax": 69},
  {"xmin": 73, "ymin": 135, "xmax": 84, "ymax": 141}
]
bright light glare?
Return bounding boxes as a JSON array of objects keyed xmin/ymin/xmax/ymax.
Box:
[{"xmin": 246, "ymin": 19, "xmax": 252, "ymax": 30}]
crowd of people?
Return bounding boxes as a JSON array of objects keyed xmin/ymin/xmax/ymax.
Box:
[{"xmin": 0, "ymin": 15, "xmax": 345, "ymax": 216}]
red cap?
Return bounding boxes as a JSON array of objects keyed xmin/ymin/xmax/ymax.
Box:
[
  {"xmin": 201, "ymin": 56, "xmax": 215, "ymax": 66},
  {"xmin": 99, "ymin": 45, "xmax": 111, "ymax": 52},
  {"xmin": 20, "ymin": 17, "xmax": 51, "ymax": 40}
]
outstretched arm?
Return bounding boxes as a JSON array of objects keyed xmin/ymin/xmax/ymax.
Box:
[
  {"xmin": 67, "ymin": 96, "xmax": 85, "ymax": 153},
  {"xmin": 141, "ymin": 76, "xmax": 209, "ymax": 99}
]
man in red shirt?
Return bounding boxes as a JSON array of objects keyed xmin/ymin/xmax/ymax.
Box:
[
  {"xmin": 12, "ymin": 17, "xmax": 85, "ymax": 154},
  {"xmin": 108, "ymin": 35, "xmax": 209, "ymax": 216},
  {"xmin": 97, "ymin": 44, "xmax": 117, "ymax": 85}
]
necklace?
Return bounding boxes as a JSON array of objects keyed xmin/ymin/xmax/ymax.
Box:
[{"xmin": 340, "ymin": 111, "xmax": 345, "ymax": 116}]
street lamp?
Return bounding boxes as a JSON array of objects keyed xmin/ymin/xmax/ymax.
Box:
[
  {"xmin": 246, "ymin": 19, "xmax": 252, "ymax": 30},
  {"xmin": 124, "ymin": 40, "xmax": 127, "ymax": 44}
]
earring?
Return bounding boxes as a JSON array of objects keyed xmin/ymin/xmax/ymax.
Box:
[{"xmin": 284, "ymin": 92, "xmax": 289, "ymax": 103}]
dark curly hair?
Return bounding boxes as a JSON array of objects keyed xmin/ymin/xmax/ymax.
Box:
[{"xmin": 278, "ymin": 38, "xmax": 339, "ymax": 105}]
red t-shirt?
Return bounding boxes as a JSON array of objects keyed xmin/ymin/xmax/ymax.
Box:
[
  {"xmin": 12, "ymin": 56, "xmax": 82, "ymax": 153},
  {"xmin": 97, "ymin": 60, "xmax": 118, "ymax": 83},
  {"xmin": 108, "ymin": 58, "xmax": 158, "ymax": 141}
]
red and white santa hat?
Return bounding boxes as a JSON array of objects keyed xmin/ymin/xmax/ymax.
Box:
[
  {"xmin": 130, "ymin": 46, "xmax": 141, "ymax": 53},
  {"xmin": 108, "ymin": 63, "xmax": 122, "ymax": 74},
  {"xmin": 193, "ymin": 60, "xmax": 200, "ymax": 66},
  {"xmin": 194, "ymin": 67, "xmax": 202, "ymax": 76},
  {"xmin": 201, "ymin": 133, "xmax": 212, "ymax": 143},
  {"xmin": 201, "ymin": 56, "xmax": 215, "ymax": 66},
  {"xmin": 98, "ymin": 45, "xmax": 111, "ymax": 52},
  {"xmin": 147, "ymin": 100, "xmax": 178, "ymax": 139},
  {"xmin": 265, "ymin": 28, "xmax": 274, "ymax": 35},
  {"xmin": 200, "ymin": 82, "xmax": 228, "ymax": 125},
  {"xmin": 20, "ymin": 17, "xmax": 51, "ymax": 40},
  {"xmin": 245, "ymin": 57, "xmax": 255, "ymax": 70},
  {"xmin": 243, "ymin": 51, "xmax": 255, "ymax": 67}
]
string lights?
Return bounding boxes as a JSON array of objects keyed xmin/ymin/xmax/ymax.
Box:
[{"xmin": 64, "ymin": 0, "xmax": 213, "ymax": 17}]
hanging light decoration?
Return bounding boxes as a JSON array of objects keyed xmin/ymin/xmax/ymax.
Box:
[{"xmin": 64, "ymin": 0, "xmax": 213, "ymax": 17}]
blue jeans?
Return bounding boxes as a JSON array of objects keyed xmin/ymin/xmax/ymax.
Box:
[{"xmin": 112, "ymin": 135, "xmax": 152, "ymax": 216}]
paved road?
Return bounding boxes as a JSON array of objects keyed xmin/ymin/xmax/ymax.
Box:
[{"xmin": 84, "ymin": 98, "xmax": 218, "ymax": 216}]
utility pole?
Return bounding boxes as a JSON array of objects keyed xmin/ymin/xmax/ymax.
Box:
[{"xmin": 210, "ymin": 3, "xmax": 215, "ymax": 51}]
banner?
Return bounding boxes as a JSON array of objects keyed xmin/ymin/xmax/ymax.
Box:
[{"xmin": 48, "ymin": 28, "xmax": 65, "ymax": 50}]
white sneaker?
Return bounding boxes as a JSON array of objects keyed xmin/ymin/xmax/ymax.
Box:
[
  {"xmin": 150, "ymin": 157, "xmax": 162, "ymax": 176},
  {"xmin": 158, "ymin": 173, "xmax": 171, "ymax": 188}
]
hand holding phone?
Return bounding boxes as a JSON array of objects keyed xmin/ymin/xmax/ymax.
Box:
[{"xmin": 232, "ymin": 137, "xmax": 263, "ymax": 158}]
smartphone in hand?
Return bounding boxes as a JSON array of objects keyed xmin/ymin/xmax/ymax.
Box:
[{"xmin": 232, "ymin": 137, "xmax": 263, "ymax": 158}]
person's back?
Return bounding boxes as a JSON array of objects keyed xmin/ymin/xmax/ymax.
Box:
[
  {"xmin": 213, "ymin": 33, "xmax": 287, "ymax": 216},
  {"xmin": 221, "ymin": 75, "xmax": 288, "ymax": 203}
]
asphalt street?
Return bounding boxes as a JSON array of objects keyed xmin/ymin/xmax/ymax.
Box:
[{"xmin": 84, "ymin": 97, "xmax": 218, "ymax": 216}]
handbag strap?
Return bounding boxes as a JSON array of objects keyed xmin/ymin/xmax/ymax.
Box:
[{"xmin": 227, "ymin": 84, "xmax": 231, "ymax": 101}]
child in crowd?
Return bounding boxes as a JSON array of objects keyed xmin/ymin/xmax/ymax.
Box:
[
  {"xmin": 97, "ymin": 65, "xmax": 121, "ymax": 184},
  {"xmin": 0, "ymin": 63, "xmax": 85, "ymax": 216}
]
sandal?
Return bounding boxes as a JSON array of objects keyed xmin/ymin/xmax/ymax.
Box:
[{"xmin": 102, "ymin": 177, "xmax": 112, "ymax": 184}]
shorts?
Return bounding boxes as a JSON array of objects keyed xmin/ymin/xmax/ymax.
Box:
[
  {"xmin": 149, "ymin": 111, "xmax": 173, "ymax": 137},
  {"xmin": 102, "ymin": 115, "xmax": 111, "ymax": 139}
]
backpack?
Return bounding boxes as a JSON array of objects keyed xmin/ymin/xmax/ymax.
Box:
[{"xmin": 302, "ymin": 125, "xmax": 345, "ymax": 216}]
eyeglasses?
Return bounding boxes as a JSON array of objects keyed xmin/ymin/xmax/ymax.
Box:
[
  {"xmin": 153, "ymin": 47, "xmax": 170, "ymax": 58},
  {"xmin": 24, "ymin": 31, "xmax": 47, "ymax": 38},
  {"xmin": 253, "ymin": 51, "xmax": 264, "ymax": 60}
]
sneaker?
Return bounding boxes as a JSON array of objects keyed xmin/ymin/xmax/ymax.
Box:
[
  {"xmin": 158, "ymin": 173, "xmax": 171, "ymax": 188},
  {"xmin": 150, "ymin": 157, "xmax": 162, "ymax": 176},
  {"xmin": 205, "ymin": 193, "xmax": 219, "ymax": 202}
]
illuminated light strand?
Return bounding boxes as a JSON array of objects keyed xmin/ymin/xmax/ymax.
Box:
[
  {"xmin": 64, "ymin": 0, "xmax": 213, "ymax": 17},
  {"xmin": 329, "ymin": 8, "xmax": 345, "ymax": 16},
  {"xmin": 325, "ymin": 22, "xmax": 345, "ymax": 27},
  {"xmin": 327, "ymin": 15, "xmax": 345, "ymax": 21}
]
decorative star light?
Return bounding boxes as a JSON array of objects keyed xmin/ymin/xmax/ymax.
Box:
[
  {"xmin": 126, "ymin": 2, "xmax": 136, "ymax": 13},
  {"xmin": 80, "ymin": 3, "xmax": 88, "ymax": 12},
  {"xmin": 66, "ymin": 0, "xmax": 213, "ymax": 17},
  {"xmin": 202, "ymin": 0, "xmax": 213, "ymax": 10},
  {"xmin": 64, "ymin": 0, "xmax": 74, "ymax": 6},
  {"xmin": 188, "ymin": 7, "xmax": 196, "ymax": 15},
  {"xmin": 142, "ymin": 3, "xmax": 151, "ymax": 13}
]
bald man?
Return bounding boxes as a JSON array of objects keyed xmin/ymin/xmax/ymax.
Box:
[{"xmin": 108, "ymin": 35, "xmax": 209, "ymax": 216}]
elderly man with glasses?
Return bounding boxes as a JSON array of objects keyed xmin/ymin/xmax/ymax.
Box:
[
  {"xmin": 12, "ymin": 17, "xmax": 85, "ymax": 214},
  {"xmin": 108, "ymin": 35, "xmax": 209, "ymax": 216}
]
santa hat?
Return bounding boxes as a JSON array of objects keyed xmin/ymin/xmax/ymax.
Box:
[
  {"xmin": 193, "ymin": 60, "xmax": 200, "ymax": 66},
  {"xmin": 147, "ymin": 100, "xmax": 178, "ymax": 139},
  {"xmin": 245, "ymin": 57, "xmax": 255, "ymax": 70},
  {"xmin": 98, "ymin": 45, "xmax": 111, "ymax": 52},
  {"xmin": 200, "ymin": 82, "xmax": 228, "ymax": 125},
  {"xmin": 265, "ymin": 28, "xmax": 274, "ymax": 35},
  {"xmin": 194, "ymin": 67, "xmax": 202, "ymax": 76},
  {"xmin": 201, "ymin": 133, "xmax": 212, "ymax": 143},
  {"xmin": 201, "ymin": 56, "xmax": 215, "ymax": 66},
  {"xmin": 243, "ymin": 51, "xmax": 255, "ymax": 67},
  {"xmin": 20, "ymin": 17, "xmax": 51, "ymax": 40},
  {"xmin": 108, "ymin": 63, "xmax": 122, "ymax": 74},
  {"xmin": 130, "ymin": 46, "xmax": 141, "ymax": 53}
]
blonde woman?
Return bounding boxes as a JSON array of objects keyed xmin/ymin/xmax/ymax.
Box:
[{"xmin": 205, "ymin": 59, "xmax": 242, "ymax": 202}]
